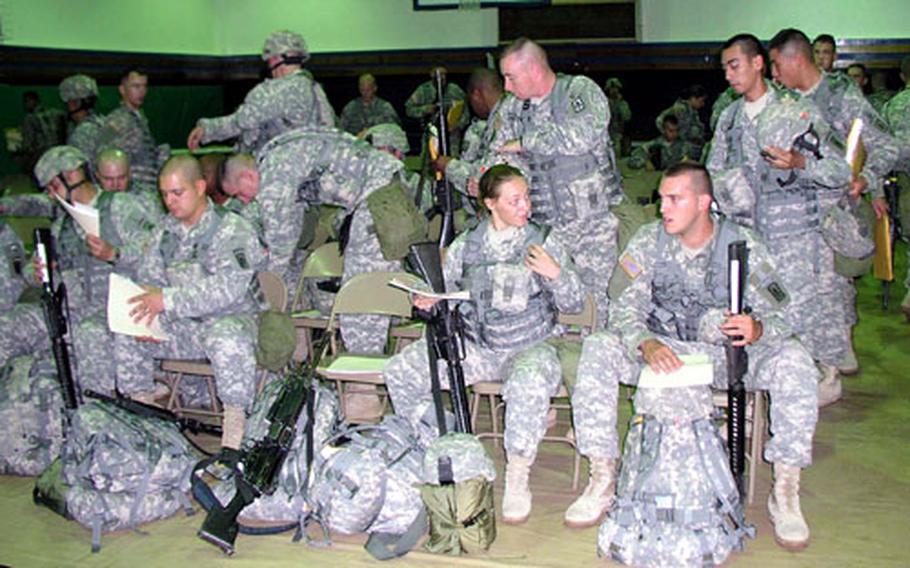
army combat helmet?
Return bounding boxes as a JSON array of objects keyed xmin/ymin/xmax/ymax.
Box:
[
  {"xmin": 59, "ymin": 74, "xmax": 99, "ymax": 117},
  {"xmin": 363, "ymin": 123, "xmax": 410, "ymax": 155},
  {"xmin": 262, "ymin": 30, "xmax": 310, "ymax": 70},
  {"xmin": 34, "ymin": 146, "xmax": 91, "ymax": 201}
]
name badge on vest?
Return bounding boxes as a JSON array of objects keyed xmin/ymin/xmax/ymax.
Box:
[{"xmin": 491, "ymin": 264, "xmax": 531, "ymax": 313}]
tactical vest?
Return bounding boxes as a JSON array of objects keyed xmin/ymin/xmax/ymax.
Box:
[
  {"xmin": 517, "ymin": 75, "xmax": 615, "ymax": 224},
  {"xmin": 647, "ymin": 219, "xmax": 741, "ymax": 342},
  {"xmin": 240, "ymin": 72, "xmax": 326, "ymax": 152},
  {"xmin": 56, "ymin": 191, "xmax": 118, "ymax": 306},
  {"xmin": 460, "ymin": 220, "xmax": 557, "ymax": 350}
]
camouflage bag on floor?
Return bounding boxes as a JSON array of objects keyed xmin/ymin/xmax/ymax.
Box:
[
  {"xmin": 208, "ymin": 379, "xmax": 340, "ymax": 526},
  {"xmin": 419, "ymin": 433, "xmax": 497, "ymax": 555},
  {"xmin": 598, "ymin": 386, "xmax": 754, "ymax": 567},
  {"xmin": 307, "ymin": 414, "xmax": 427, "ymax": 546},
  {"xmin": 0, "ymin": 355, "xmax": 64, "ymax": 476},
  {"xmin": 33, "ymin": 401, "xmax": 199, "ymax": 552}
]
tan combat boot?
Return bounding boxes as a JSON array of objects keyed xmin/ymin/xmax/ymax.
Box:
[
  {"xmin": 767, "ymin": 463, "xmax": 810, "ymax": 551},
  {"xmin": 564, "ymin": 457, "xmax": 617, "ymax": 528},
  {"xmin": 817, "ymin": 364, "xmax": 843, "ymax": 408},
  {"xmin": 501, "ymin": 454, "xmax": 533, "ymax": 525},
  {"xmin": 838, "ymin": 329, "xmax": 859, "ymax": 376},
  {"xmin": 221, "ymin": 405, "xmax": 247, "ymax": 451}
]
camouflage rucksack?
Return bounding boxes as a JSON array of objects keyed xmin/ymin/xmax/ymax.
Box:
[
  {"xmin": 419, "ymin": 433, "xmax": 497, "ymax": 555},
  {"xmin": 598, "ymin": 386, "xmax": 754, "ymax": 567},
  {"xmin": 0, "ymin": 355, "xmax": 64, "ymax": 476},
  {"xmin": 365, "ymin": 175, "xmax": 429, "ymax": 261},
  {"xmin": 307, "ymin": 414, "xmax": 427, "ymax": 551},
  {"xmin": 202, "ymin": 379, "xmax": 340, "ymax": 528},
  {"xmin": 33, "ymin": 401, "xmax": 199, "ymax": 552}
]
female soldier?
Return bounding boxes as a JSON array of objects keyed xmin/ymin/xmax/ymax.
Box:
[{"xmin": 384, "ymin": 164, "xmax": 584, "ymax": 525}]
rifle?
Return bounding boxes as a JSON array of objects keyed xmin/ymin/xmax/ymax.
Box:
[
  {"xmin": 725, "ymin": 240, "xmax": 749, "ymax": 499},
  {"xmin": 407, "ymin": 242, "xmax": 471, "ymax": 436},
  {"xmin": 881, "ymin": 173, "xmax": 901, "ymax": 310},
  {"xmin": 418, "ymin": 69, "xmax": 459, "ymax": 249},
  {"xmin": 34, "ymin": 228, "xmax": 79, "ymax": 412},
  {"xmin": 82, "ymin": 389, "xmax": 222, "ymax": 437},
  {"xmin": 196, "ymin": 337, "xmax": 329, "ymax": 555}
]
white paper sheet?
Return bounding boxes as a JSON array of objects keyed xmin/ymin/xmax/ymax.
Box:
[
  {"xmin": 638, "ymin": 353, "xmax": 714, "ymax": 388},
  {"xmin": 388, "ymin": 277, "xmax": 470, "ymax": 301},
  {"xmin": 55, "ymin": 195, "xmax": 99, "ymax": 237},
  {"xmin": 107, "ymin": 273, "xmax": 168, "ymax": 340}
]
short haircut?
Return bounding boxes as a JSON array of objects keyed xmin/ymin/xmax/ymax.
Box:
[
  {"xmin": 466, "ymin": 67, "xmax": 503, "ymax": 95},
  {"xmin": 221, "ymin": 153, "xmax": 256, "ymax": 182},
  {"xmin": 769, "ymin": 28, "xmax": 813, "ymax": 60},
  {"xmin": 119, "ymin": 66, "xmax": 146, "ymax": 84},
  {"xmin": 722, "ymin": 33, "xmax": 768, "ymax": 70},
  {"xmin": 812, "ymin": 34, "xmax": 836, "ymax": 48},
  {"xmin": 661, "ymin": 114, "xmax": 679, "ymax": 128},
  {"xmin": 160, "ymin": 155, "xmax": 202, "ymax": 184},
  {"xmin": 501, "ymin": 37, "xmax": 549, "ymax": 68},
  {"xmin": 97, "ymin": 148, "xmax": 129, "ymax": 168},
  {"xmin": 663, "ymin": 162, "xmax": 713, "ymax": 198},
  {"xmin": 683, "ymin": 84, "xmax": 707, "ymax": 99},
  {"xmin": 478, "ymin": 164, "xmax": 525, "ymax": 206},
  {"xmin": 847, "ymin": 63, "xmax": 868, "ymax": 75},
  {"xmin": 358, "ymin": 73, "xmax": 375, "ymax": 85}
]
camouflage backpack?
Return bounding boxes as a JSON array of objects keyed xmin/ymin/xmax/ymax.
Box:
[
  {"xmin": 598, "ymin": 386, "xmax": 754, "ymax": 567},
  {"xmin": 307, "ymin": 414, "xmax": 428, "ymax": 558},
  {"xmin": 419, "ymin": 433, "xmax": 497, "ymax": 556},
  {"xmin": 0, "ymin": 355, "xmax": 64, "ymax": 476},
  {"xmin": 200, "ymin": 379, "xmax": 340, "ymax": 530},
  {"xmin": 33, "ymin": 401, "xmax": 199, "ymax": 552}
]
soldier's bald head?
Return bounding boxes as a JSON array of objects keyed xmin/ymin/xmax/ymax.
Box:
[
  {"xmin": 96, "ymin": 148, "xmax": 130, "ymax": 191},
  {"xmin": 160, "ymin": 155, "xmax": 203, "ymax": 185},
  {"xmin": 769, "ymin": 29, "xmax": 814, "ymax": 63},
  {"xmin": 98, "ymin": 148, "xmax": 129, "ymax": 170}
]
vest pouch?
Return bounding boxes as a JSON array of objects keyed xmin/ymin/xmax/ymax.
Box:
[
  {"xmin": 365, "ymin": 178, "xmax": 428, "ymax": 261},
  {"xmin": 490, "ymin": 264, "xmax": 531, "ymax": 313}
]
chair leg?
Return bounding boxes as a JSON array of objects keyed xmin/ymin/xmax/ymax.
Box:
[
  {"xmin": 748, "ymin": 392, "xmax": 766, "ymax": 505},
  {"xmin": 469, "ymin": 392, "xmax": 480, "ymax": 433},
  {"xmin": 489, "ymin": 394, "xmax": 501, "ymax": 449}
]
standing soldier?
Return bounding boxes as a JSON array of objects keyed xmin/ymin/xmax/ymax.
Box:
[
  {"xmin": 58, "ymin": 74, "xmax": 106, "ymax": 167},
  {"xmin": 708, "ymin": 33, "xmax": 852, "ymax": 406},
  {"xmin": 768, "ymin": 28, "xmax": 899, "ymax": 378},
  {"xmin": 103, "ymin": 68, "xmax": 170, "ymax": 187},
  {"xmin": 488, "ymin": 37, "xmax": 622, "ymax": 327},
  {"xmin": 605, "ymin": 77, "xmax": 632, "ymax": 157},
  {"xmin": 339, "ymin": 73, "xmax": 401, "ymax": 135},
  {"xmin": 882, "ymin": 56, "xmax": 910, "ymax": 320},
  {"xmin": 188, "ymin": 30, "xmax": 336, "ymax": 154},
  {"xmin": 406, "ymin": 66, "xmax": 470, "ymax": 157}
]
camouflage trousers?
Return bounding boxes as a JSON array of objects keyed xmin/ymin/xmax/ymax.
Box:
[
  {"xmin": 114, "ymin": 313, "xmax": 258, "ymax": 409},
  {"xmin": 0, "ymin": 303, "xmax": 115, "ymax": 394},
  {"xmin": 572, "ymin": 332, "xmax": 818, "ymax": 468},
  {"xmin": 337, "ymin": 205, "xmax": 402, "ymax": 354},
  {"xmin": 384, "ymin": 335, "xmax": 562, "ymax": 459},
  {"xmin": 552, "ymin": 211, "xmax": 619, "ymax": 330},
  {"xmin": 767, "ymin": 231, "xmax": 847, "ymax": 367}
]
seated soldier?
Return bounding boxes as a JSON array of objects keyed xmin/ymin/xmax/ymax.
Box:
[
  {"xmin": 566, "ymin": 164, "xmax": 818, "ymax": 552},
  {"xmin": 384, "ymin": 165, "xmax": 585, "ymax": 525},
  {"xmin": 0, "ymin": 146, "xmax": 157, "ymax": 394},
  {"xmin": 655, "ymin": 85, "xmax": 708, "ymax": 159},
  {"xmin": 628, "ymin": 115, "xmax": 693, "ymax": 171},
  {"xmin": 96, "ymin": 147, "xmax": 164, "ymax": 215},
  {"xmin": 113, "ymin": 155, "xmax": 266, "ymax": 455}
]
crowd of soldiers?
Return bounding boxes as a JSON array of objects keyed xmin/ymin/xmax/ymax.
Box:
[{"xmin": 2, "ymin": 25, "xmax": 909, "ymax": 557}]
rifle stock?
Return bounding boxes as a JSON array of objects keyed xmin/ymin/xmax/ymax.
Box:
[{"xmin": 726, "ymin": 241, "xmax": 748, "ymax": 499}]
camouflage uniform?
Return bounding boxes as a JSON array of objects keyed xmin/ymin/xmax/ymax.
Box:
[
  {"xmin": 255, "ymin": 127, "xmax": 403, "ymax": 353},
  {"xmin": 339, "ymin": 96, "xmax": 400, "ymax": 135},
  {"xmin": 0, "ymin": 220, "xmax": 27, "ymax": 311},
  {"xmin": 0, "ymin": 193, "xmax": 55, "ymax": 218},
  {"xmin": 868, "ymin": 89, "xmax": 895, "ymax": 115},
  {"xmin": 802, "ymin": 72, "xmax": 900, "ymax": 338},
  {"xmin": 710, "ymin": 87, "xmax": 741, "ymax": 132},
  {"xmin": 0, "ymin": 188, "xmax": 157, "ymax": 394},
  {"xmin": 384, "ymin": 220, "xmax": 584, "ymax": 456},
  {"xmin": 20, "ymin": 106, "xmax": 67, "ymax": 171},
  {"xmin": 103, "ymin": 104, "xmax": 168, "ymax": 187},
  {"xmin": 197, "ymin": 70, "xmax": 336, "ymax": 155},
  {"xmin": 487, "ymin": 76, "xmax": 622, "ymax": 327},
  {"xmin": 707, "ymin": 83, "xmax": 852, "ymax": 366},
  {"xmin": 406, "ymin": 80, "xmax": 470, "ymax": 157},
  {"xmin": 628, "ymin": 135, "xmax": 695, "ymax": 171},
  {"xmin": 114, "ymin": 204, "xmax": 266, "ymax": 409},
  {"xmin": 656, "ymin": 99, "xmax": 706, "ymax": 159},
  {"xmin": 883, "ymin": 87, "xmax": 910, "ymax": 302},
  {"xmin": 574, "ymin": 219, "xmax": 818, "ymax": 467},
  {"xmin": 605, "ymin": 78, "xmax": 632, "ymax": 157},
  {"xmin": 67, "ymin": 113, "xmax": 107, "ymax": 165},
  {"xmin": 445, "ymin": 98, "xmax": 504, "ymax": 201}
]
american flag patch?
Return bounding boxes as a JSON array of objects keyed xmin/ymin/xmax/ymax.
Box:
[{"xmin": 620, "ymin": 253, "xmax": 643, "ymax": 279}]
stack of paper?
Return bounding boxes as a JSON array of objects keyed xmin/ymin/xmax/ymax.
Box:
[
  {"xmin": 107, "ymin": 273, "xmax": 168, "ymax": 341},
  {"xmin": 388, "ymin": 277, "xmax": 470, "ymax": 301},
  {"xmin": 55, "ymin": 195, "xmax": 99, "ymax": 237},
  {"xmin": 638, "ymin": 353, "xmax": 714, "ymax": 389}
]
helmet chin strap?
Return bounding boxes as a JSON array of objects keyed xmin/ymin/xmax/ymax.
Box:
[
  {"xmin": 54, "ymin": 172, "xmax": 89, "ymax": 204},
  {"xmin": 268, "ymin": 54, "xmax": 306, "ymax": 73}
]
